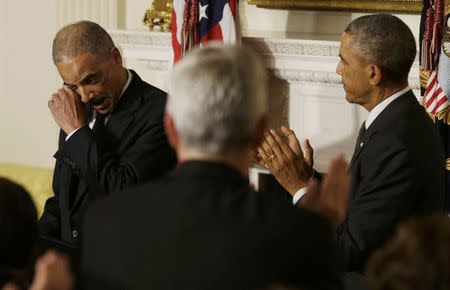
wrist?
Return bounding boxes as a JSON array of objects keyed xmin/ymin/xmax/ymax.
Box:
[{"xmin": 287, "ymin": 181, "xmax": 308, "ymax": 196}]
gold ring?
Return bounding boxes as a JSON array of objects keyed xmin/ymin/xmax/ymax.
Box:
[{"xmin": 268, "ymin": 154, "xmax": 276, "ymax": 160}]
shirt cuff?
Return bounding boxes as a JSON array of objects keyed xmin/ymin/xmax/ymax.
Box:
[
  {"xmin": 293, "ymin": 187, "xmax": 308, "ymax": 205},
  {"xmin": 65, "ymin": 127, "xmax": 82, "ymax": 141}
]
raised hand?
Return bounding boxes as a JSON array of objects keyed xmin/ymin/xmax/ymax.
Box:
[
  {"xmin": 281, "ymin": 126, "xmax": 314, "ymax": 168},
  {"xmin": 257, "ymin": 128, "xmax": 313, "ymax": 196},
  {"xmin": 300, "ymin": 155, "xmax": 350, "ymax": 228},
  {"xmin": 48, "ymin": 86, "xmax": 88, "ymax": 134},
  {"xmin": 29, "ymin": 251, "xmax": 74, "ymax": 290}
]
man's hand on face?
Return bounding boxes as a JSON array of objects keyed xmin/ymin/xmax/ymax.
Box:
[
  {"xmin": 256, "ymin": 128, "xmax": 314, "ymax": 196},
  {"xmin": 48, "ymin": 86, "xmax": 88, "ymax": 135}
]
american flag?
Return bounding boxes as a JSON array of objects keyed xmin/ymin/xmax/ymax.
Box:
[
  {"xmin": 421, "ymin": 0, "xmax": 449, "ymax": 115},
  {"xmin": 171, "ymin": 0, "xmax": 239, "ymax": 63},
  {"xmin": 420, "ymin": 0, "xmax": 450, "ymax": 212}
]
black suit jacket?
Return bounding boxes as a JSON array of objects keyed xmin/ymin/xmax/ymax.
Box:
[
  {"xmin": 39, "ymin": 70, "xmax": 177, "ymax": 247},
  {"xmin": 339, "ymin": 90, "xmax": 445, "ymax": 271},
  {"xmin": 81, "ymin": 161, "xmax": 342, "ymax": 290}
]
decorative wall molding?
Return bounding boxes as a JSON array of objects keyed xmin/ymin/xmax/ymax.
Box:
[
  {"xmin": 242, "ymin": 37, "xmax": 340, "ymax": 57},
  {"xmin": 109, "ymin": 30, "xmax": 420, "ymax": 89},
  {"xmin": 110, "ymin": 30, "xmax": 171, "ymax": 48}
]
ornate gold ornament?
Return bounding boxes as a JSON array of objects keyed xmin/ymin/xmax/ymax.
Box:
[{"xmin": 143, "ymin": 0, "xmax": 173, "ymax": 31}]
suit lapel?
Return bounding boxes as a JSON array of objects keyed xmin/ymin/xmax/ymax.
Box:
[
  {"xmin": 104, "ymin": 70, "xmax": 142, "ymax": 147},
  {"xmin": 349, "ymin": 131, "xmax": 370, "ymax": 168},
  {"xmin": 349, "ymin": 90, "xmax": 414, "ymax": 168}
]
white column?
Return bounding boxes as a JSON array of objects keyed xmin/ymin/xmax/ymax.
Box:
[{"xmin": 56, "ymin": 0, "xmax": 119, "ymax": 29}]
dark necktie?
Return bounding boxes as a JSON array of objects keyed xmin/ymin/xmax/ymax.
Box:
[
  {"xmin": 92, "ymin": 113, "xmax": 106, "ymax": 133},
  {"xmin": 354, "ymin": 121, "xmax": 366, "ymax": 152},
  {"xmin": 93, "ymin": 113, "xmax": 108, "ymax": 149}
]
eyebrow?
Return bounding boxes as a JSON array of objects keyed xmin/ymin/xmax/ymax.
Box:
[{"xmin": 79, "ymin": 73, "xmax": 98, "ymax": 85}]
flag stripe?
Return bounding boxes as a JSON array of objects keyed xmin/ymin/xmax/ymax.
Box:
[{"xmin": 172, "ymin": 0, "xmax": 239, "ymax": 63}]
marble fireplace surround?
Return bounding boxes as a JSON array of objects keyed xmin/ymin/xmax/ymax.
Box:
[{"xmin": 109, "ymin": 30, "xmax": 420, "ymax": 180}]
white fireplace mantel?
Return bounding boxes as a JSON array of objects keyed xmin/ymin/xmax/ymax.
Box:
[{"xmin": 110, "ymin": 30, "xmax": 420, "ymax": 88}]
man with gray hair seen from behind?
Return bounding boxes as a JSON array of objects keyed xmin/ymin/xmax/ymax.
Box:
[
  {"xmin": 257, "ymin": 14, "xmax": 445, "ymax": 273},
  {"xmin": 39, "ymin": 21, "xmax": 177, "ymax": 253},
  {"xmin": 81, "ymin": 44, "xmax": 349, "ymax": 290}
]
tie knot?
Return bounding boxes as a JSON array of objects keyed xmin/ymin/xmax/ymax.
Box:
[
  {"xmin": 359, "ymin": 121, "xmax": 366, "ymax": 135},
  {"xmin": 93, "ymin": 113, "xmax": 107, "ymax": 133}
]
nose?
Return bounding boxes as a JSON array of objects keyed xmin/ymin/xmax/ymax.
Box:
[
  {"xmin": 336, "ymin": 61, "xmax": 343, "ymax": 76},
  {"xmin": 76, "ymin": 86, "xmax": 92, "ymax": 103}
]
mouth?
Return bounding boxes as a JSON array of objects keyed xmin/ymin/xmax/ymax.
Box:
[{"xmin": 90, "ymin": 96, "xmax": 107, "ymax": 111}]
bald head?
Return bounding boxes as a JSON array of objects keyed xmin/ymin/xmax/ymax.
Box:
[{"xmin": 52, "ymin": 21, "xmax": 115, "ymax": 64}]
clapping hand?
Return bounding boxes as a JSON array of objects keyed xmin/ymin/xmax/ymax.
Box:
[
  {"xmin": 300, "ymin": 155, "xmax": 350, "ymax": 228},
  {"xmin": 256, "ymin": 126, "xmax": 314, "ymax": 196}
]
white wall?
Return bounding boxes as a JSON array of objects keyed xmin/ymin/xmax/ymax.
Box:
[
  {"xmin": 0, "ymin": 2, "xmax": 7, "ymax": 111},
  {"xmin": 124, "ymin": 0, "xmax": 153, "ymax": 30},
  {"xmin": 0, "ymin": 0, "xmax": 59, "ymax": 168},
  {"xmin": 239, "ymin": 1, "xmax": 421, "ymax": 46}
]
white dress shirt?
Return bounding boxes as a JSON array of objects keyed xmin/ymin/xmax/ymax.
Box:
[{"xmin": 292, "ymin": 86, "xmax": 411, "ymax": 205}]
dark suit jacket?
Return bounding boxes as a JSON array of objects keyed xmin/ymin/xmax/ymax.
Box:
[
  {"xmin": 38, "ymin": 70, "xmax": 177, "ymax": 248},
  {"xmin": 339, "ymin": 90, "xmax": 445, "ymax": 271},
  {"xmin": 81, "ymin": 161, "xmax": 342, "ymax": 290}
]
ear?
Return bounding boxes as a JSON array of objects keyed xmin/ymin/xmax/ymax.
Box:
[
  {"xmin": 164, "ymin": 112, "xmax": 179, "ymax": 151},
  {"xmin": 368, "ymin": 64, "xmax": 382, "ymax": 86},
  {"xmin": 110, "ymin": 47, "xmax": 122, "ymax": 65},
  {"xmin": 254, "ymin": 115, "xmax": 269, "ymax": 148}
]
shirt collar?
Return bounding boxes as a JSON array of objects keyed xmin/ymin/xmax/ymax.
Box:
[
  {"xmin": 365, "ymin": 86, "xmax": 410, "ymax": 129},
  {"xmin": 120, "ymin": 69, "xmax": 132, "ymax": 99}
]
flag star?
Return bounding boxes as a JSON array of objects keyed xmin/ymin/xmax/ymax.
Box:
[{"xmin": 199, "ymin": 3, "xmax": 208, "ymax": 21}]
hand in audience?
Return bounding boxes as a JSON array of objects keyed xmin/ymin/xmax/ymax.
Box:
[
  {"xmin": 1, "ymin": 283, "xmax": 19, "ymax": 290},
  {"xmin": 29, "ymin": 251, "xmax": 74, "ymax": 290},
  {"xmin": 48, "ymin": 86, "xmax": 87, "ymax": 135},
  {"xmin": 300, "ymin": 155, "xmax": 350, "ymax": 228},
  {"xmin": 256, "ymin": 126, "xmax": 314, "ymax": 196}
]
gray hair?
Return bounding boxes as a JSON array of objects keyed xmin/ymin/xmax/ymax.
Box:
[
  {"xmin": 167, "ymin": 44, "xmax": 268, "ymax": 154},
  {"xmin": 345, "ymin": 14, "xmax": 416, "ymax": 83},
  {"xmin": 52, "ymin": 20, "xmax": 115, "ymax": 63}
]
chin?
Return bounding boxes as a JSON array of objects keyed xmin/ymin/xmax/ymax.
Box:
[{"xmin": 345, "ymin": 94, "xmax": 355, "ymax": 104}]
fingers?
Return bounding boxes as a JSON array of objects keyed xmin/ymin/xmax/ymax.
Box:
[
  {"xmin": 256, "ymin": 147, "xmax": 270, "ymax": 169},
  {"xmin": 62, "ymin": 85, "xmax": 81, "ymax": 101},
  {"xmin": 268, "ymin": 129, "xmax": 295, "ymax": 161},
  {"xmin": 304, "ymin": 139, "xmax": 314, "ymax": 167},
  {"xmin": 260, "ymin": 135, "xmax": 276, "ymax": 158},
  {"xmin": 257, "ymin": 129, "xmax": 287, "ymax": 170},
  {"xmin": 281, "ymin": 125, "xmax": 303, "ymax": 156},
  {"xmin": 48, "ymin": 93, "xmax": 59, "ymax": 110}
]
